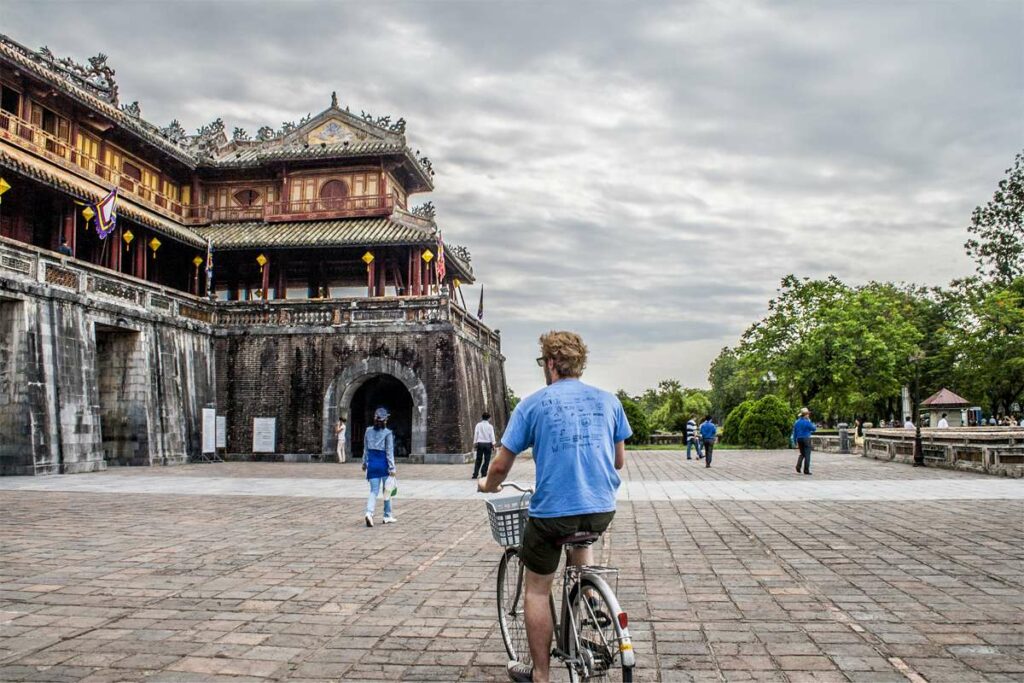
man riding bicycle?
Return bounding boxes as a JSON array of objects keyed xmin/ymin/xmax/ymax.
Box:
[{"xmin": 479, "ymin": 331, "xmax": 631, "ymax": 683}]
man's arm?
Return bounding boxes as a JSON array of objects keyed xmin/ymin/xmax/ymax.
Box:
[
  {"xmin": 478, "ymin": 445, "xmax": 516, "ymax": 492},
  {"xmin": 614, "ymin": 440, "xmax": 626, "ymax": 470}
]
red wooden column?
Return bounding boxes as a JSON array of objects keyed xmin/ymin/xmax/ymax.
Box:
[
  {"xmin": 133, "ymin": 233, "xmax": 146, "ymax": 279},
  {"xmin": 412, "ymin": 248, "xmax": 422, "ymax": 296},
  {"xmin": 376, "ymin": 256, "xmax": 386, "ymax": 296},
  {"xmin": 62, "ymin": 210, "xmax": 74, "ymax": 256},
  {"xmin": 367, "ymin": 259, "xmax": 376, "ymax": 297},
  {"xmin": 275, "ymin": 257, "xmax": 286, "ymax": 300}
]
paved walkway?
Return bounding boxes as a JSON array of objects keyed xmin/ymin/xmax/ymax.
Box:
[{"xmin": 1, "ymin": 451, "xmax": 1021, "ymax": 682}]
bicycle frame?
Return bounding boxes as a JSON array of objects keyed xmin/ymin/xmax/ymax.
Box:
[{"xmin": 551, "ymin": 547, "xmax": 636, "ymax": 678}]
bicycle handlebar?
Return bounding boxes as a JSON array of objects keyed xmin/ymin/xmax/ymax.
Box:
[{"xmin": 499, "ymin": 481, "xmax": 534, "ymax": 494}]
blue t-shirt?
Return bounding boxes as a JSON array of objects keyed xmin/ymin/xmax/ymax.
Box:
[
  {"xmin": 501, "ymin": 379, "xmax": 632, "ymax": 518},
  {"xmin": 699, "ymin": 420, "xmax": 717, "ymax": 440}
]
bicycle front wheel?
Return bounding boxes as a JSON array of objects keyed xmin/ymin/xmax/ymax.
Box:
[
  {"xmin": 497, "ymin": 547, "xmax": 530, "ymax": 664},
  {"xmin": 566, "ymin": 576, "xmax": 634, "ymax": 682}
]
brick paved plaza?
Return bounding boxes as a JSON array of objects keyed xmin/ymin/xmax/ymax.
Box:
[{"xmin": 1, "ymin": 451, "xmax": 1022, "ymax": 682}]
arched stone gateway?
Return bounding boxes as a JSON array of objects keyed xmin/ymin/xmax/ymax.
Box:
[{"xmin": 321, "ymin": 358, "xmax": 427, "ymax": 462}]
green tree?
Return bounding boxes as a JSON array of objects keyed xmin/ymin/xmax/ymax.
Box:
[
  {"xmin": 708, "ymin": 347, "xmax": 751, "ymax": 420},
  {"xmin": 506, "ymin": 386, "xmax": 520, "ymax": 413},
  {"xmin": 944, "ymin": 277, "xmax": 1024, "ymax": 414},
  {"xmin": 965, "ymin": 151, "xmax": 1024, "ymax": 284},
  {"xmin": 620, "ymin": 398, "xmax": 651, "ymax": 444},
  {"xmin": 738, "ymin": 395, "xmax": 794, "ymax": 448},
  {"xmin": 722, "ymin": 400, "xmax": 754, "ymax": 445},
  {"xmin": 735, "ymin": 276, "xmax": 924, "ymax": 421}
]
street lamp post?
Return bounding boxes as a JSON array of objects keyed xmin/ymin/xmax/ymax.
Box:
[{"xmin": 910, "ymin": 351, "xmax": 925, "ymax": 466}]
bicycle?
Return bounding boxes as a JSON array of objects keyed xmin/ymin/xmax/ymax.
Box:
[{"xmin": 485, "ymin": 482, "xmax": 635, "ymax": 682}]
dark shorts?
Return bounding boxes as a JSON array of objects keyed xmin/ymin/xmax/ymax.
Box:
[{"xmin": 520, "ymin": 511, "xmax": 615, "ymax": 575}]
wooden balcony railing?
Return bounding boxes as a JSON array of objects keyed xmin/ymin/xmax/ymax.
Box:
[
  {"xmin": 181, "ymin": 193, "xmax": 395, "ymax": 226},
  {"xmin": 264, "ymin": 194, "xmax": 394, "ymax": 222},
  {"xmin": 0, "ymin": 110, "xmax": 186, "ymax": 219}
]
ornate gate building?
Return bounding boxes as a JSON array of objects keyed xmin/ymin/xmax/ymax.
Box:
[{"xmin": 0, "ymin": 34, "xmax": 507, "ymax": 474}]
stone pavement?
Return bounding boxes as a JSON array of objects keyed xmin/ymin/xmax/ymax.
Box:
[{"xmin": 0, "ymin": 451, "xmax": 1021, "ymax": 682}]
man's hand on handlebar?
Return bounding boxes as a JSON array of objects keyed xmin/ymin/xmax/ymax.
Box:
[{"xmin": 477, "ymin": 477, "xmax": 502, "ymax": 494}]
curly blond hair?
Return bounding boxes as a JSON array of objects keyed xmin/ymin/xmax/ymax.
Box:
[{"xmin": 539, "ymin": 330, "xmax": 588, "ymax": 378}]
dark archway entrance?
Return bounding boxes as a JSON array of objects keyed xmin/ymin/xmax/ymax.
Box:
[{"xmin": 350, "ymin": 375, "xmax": 413, "ymax": 461}]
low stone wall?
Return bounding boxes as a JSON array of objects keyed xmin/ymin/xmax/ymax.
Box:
[{"xmin": 863, "ymin": 428, "xmax": 1024, "ymax": 477}]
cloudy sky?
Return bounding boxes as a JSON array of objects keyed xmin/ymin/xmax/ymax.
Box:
[{"xmin": 5, "ymin": 1, "xmax": 1021, "ymax": 397}]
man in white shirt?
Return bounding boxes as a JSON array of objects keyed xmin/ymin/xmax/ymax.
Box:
[
  {"xmin": 937, "ymin": 413, "xmax": 950, "ymax": 429},
  {"xmin": 471, "ymin": 412, "xmax": 497, "ymax": 479},
  {"xmin": 903, "ymin": 416, "xmax": 915, "ymax": 429}
]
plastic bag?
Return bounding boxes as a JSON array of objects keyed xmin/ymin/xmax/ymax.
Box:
[{"xmin": 383, "ymin": 475, "xmax": 398, "ymax": 500}]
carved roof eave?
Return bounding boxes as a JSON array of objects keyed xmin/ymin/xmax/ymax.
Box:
[{"xmin": 0, "ymin": 39, "xmax": 198, "ymax": 169}]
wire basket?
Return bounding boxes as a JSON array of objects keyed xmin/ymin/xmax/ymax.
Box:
[{"xmin": 485, "ymin": 492, "xmax": 531, "ymax": 547}]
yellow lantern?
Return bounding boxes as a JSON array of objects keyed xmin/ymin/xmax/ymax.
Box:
[
  {"xmin": 256, "ymin": 253, "xmax": 267, "ymax": 275},
  {"xmin": 422, "ymin": 248, "xmax": 434, "ymax": 263},
  {"xmin": 123, "ymin": 229, "xmax": 134, "ymax": 251},
  {"xmin": 361, "ymin": 251, "xmax": 374, "ymax": 265},
  {"xmin": 82, "ymin": 204, "xmax": 95, "ymax": 229},
  {"xmin": 148, "ymin": 236, "xmax": 161, "ymax": 259},
  {"xmin": 192, "ymin": 256, "xmax": 203, "ymax": 268},
  {"xmin": 0, "ymin": 177, "xmax": 10, "ymax": 204},
  {"xmin": 452, "ymin": 278, "xmax": 461, "ymax": 289}
]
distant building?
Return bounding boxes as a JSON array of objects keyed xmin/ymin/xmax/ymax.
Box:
[
  {"xmin": 921, "ymin": 388, "xmax": 970, "ymax": 428},
  {"xmin": 0, "ymin": 34, "xmax": 506, "ymax": 474}
]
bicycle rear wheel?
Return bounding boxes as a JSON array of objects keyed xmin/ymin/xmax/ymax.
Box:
[
  {"xmin": 566, "ymin": 577, "xmax": 633, "ymax": 681},
  {"xmin": 497, "ymin": 547, "xmax": 530, "ymax": 664}
]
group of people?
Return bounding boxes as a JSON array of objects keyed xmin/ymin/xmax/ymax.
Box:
[{"xmin": 684, "ymin": 416, "xmax": 719, "ymax": 466}]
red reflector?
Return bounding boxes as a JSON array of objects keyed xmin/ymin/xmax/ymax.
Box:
[{"xmin": 618, "ymin": 612, "xmax": 628, "ymax": 628}]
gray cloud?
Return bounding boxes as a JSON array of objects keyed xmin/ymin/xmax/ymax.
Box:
[{"xmin": 6, "ymin": 0, "xmax": 1021, "ymax": 397}]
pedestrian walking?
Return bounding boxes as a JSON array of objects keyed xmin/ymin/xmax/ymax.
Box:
[
  {"xmin": 362, "ymin": 407, "xmax": 396, "ymax": 527},
  {"xmin": 334, "ymin": 416, "xmax": 347, "ymax": 462},
  {"xmin": 472, "ymin": 412, "xmax": 497, "ymax": 478},
  {"xmin": 792, "ymin": 407, "xmax": 816, "ymax": 475},
  {"xmin": 903, "ymin": 415, "xmax": 915, "ymax": 429},
  {"xmin": 937, "ymin": 412, "xmax": 950, "ymax": 429},
  {"xmin": 685, "ymin": 416, "xmax": 703, "ymax": 460},
  {"xmin": 699, "ymin": 416, "xmax": 717, "ymax": 467}
]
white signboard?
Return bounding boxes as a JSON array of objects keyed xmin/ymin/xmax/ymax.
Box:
[
  {"xmin": 252, "ymin": 417, "xmax": 276, "ymax": 453},
  {"xmin": 202, "ymin": 408, "xmax": 216, "ymax": 454},
  {"xmin": 215, "ymin": 416, "xmax": 227, "ymax": 449}
]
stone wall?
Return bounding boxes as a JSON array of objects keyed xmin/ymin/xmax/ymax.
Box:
[
  {"xmin": 863, "ymin": 428, "xmax": 1024, "ymax": 477},
  {"xmin": 214, "ymin": 298, "xmax": 508, "ymax": 462},
  {"xmin": 2, "ymin": 237, "xmax": 508, "ymax": 474},
  {"xmin": 0, "ymin": 238, "xmax": 217, "ymax": 474}
]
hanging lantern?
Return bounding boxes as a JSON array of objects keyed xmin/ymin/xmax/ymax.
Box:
[
  {"xmin": 0, "ymin": 177, "xmax": 10, "ymax": 205},
  {"xmin": 256, "ymin": 253, "xmax": 267, "ymax": 275},
  {"xmin": 192, "ymin": 256, "xmax": 203, "ymax": 268},
  {"xmin": 123, "ymin": 229, "xmax": 134, "ymax": 251},
  {"xmin": 452, "ymin": 277, "xmax": 461, "ymax": 289},
  {"xmin": 82, "ymin": 204, "xmax": 95, "ymax": 230},
  {"xmin": 422, "ymin": 248, "xmax": 434, "ymax": 263},
  {"xmin": 148, "ymin": 236, "xmax": 161, "ymax": 259},
  {"xmin": 361, "ymin": 251, "xmax": 374, "ymax": 265}
]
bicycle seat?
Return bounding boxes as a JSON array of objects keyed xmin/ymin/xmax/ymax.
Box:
[{"xmin": 556, "ymin": 531, "xmax": 600, "ymax": 547}]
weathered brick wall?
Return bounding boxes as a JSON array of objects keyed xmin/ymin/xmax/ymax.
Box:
[
  {"xmin": 215, "ymin": 324, "xmax": 508, "ymax": 460},
  {"xmin": 0, "ymin": 250, "xmax": 217, "ymax": 474}
]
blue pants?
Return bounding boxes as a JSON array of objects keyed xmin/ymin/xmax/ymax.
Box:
[
  {"xmin": 686, "ymin": 437, "xmax": 703, "ymax": 459},
  {"xmin": 365, "ymin": 477, "xmax": 393, "ymax": 517}
]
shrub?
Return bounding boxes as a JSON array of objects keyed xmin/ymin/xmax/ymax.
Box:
[
  {"xmin": 621, "ymin": 398, "xmax": 651, "ymax": 445},
  {"xmin": 722, "ymin": 400, "xmax": 754, "ymax": 444},
  {"xmin": 738, "ymin": 395, "xmax": 794, "ymax": 448}
]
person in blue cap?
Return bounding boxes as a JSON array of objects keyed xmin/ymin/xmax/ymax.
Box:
[{"xmin": 362, "ymin": 406, "xmax": 396, "ymax": 526}]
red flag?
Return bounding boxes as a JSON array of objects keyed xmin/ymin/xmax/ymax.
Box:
[{"xmin": 436, "ymin": 233, "xmax": 447, "ymax": 283}]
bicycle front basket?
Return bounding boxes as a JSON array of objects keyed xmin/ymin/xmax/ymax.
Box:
[{"xmin": 485, "ymin": 492, "xmax": 531, "ymax": 547}]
